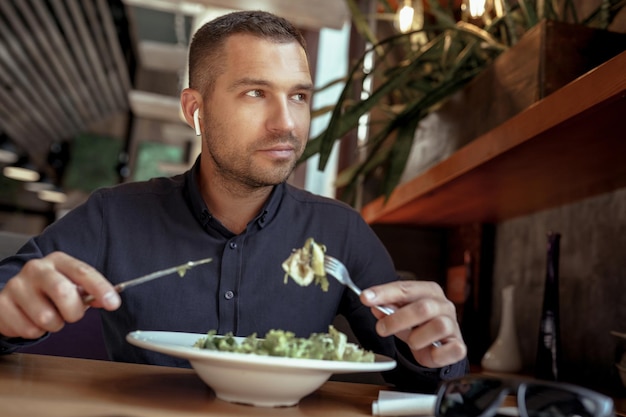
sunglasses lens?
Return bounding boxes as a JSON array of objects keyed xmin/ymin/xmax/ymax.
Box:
[
  {"xmin": 438, "ymin": 379, "xmax": 504, "ymax": 417},
  {"xmin": 525, "ymin": 385, "xmax": 600, "ymax": 417}
]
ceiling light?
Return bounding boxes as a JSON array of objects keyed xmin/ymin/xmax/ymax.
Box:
[
  {"xmin": 24, "ymin": 174, "xmax": 56, "ymax": 192},
  {"xmin": 38, "ymin": 187, "xmax": 68, "ymax": 204},
  {"xmin": 23, "ymin": 170, "xmax": 68, "ymax": 204},
  {"xmin": 0, "ymin": 135, "xmax": 18, "ymax": 164},
  {"xmin": 3, "ymin": 156, "xmax": 40, "ymax": 182}
]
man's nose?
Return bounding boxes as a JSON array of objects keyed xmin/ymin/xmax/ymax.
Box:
[{"xmin": 267, "ymin": 98, "xmax": 296, "ymax": 133}]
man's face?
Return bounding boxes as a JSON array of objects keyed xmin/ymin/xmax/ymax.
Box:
[{"xmin": 200, "ymin": 34, "xmax": 313, "ymax": 188}]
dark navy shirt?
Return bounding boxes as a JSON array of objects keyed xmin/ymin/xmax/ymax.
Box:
[{"xmin": 0, "ymin": 158, "xmax": 467, "ymax": 391}]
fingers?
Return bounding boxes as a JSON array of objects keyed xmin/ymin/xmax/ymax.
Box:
[
  {"xmin": 361, "ymin": 280, "xmax": 467, "ymax": 367},
  {"xmin": 363, "ymin": 279, "xmax": 445, "ymax": 310},
  {"xmin": 51, "ymin": 253, "xmax": 120, "ymax": 310},
  {"xmin": 412, "ymin": 336, "xmax": 468, "ymax": 368},
  {"xmin": 362, "ymin": 280, "xmax": 454, "ymax": 336},
  {"xmin": 0, "ymin": 285, "xmax": 60, "ymax": 339},
  {"xmin": 0, "ymin": 252, "xmax": 120, "ymax": 340}
]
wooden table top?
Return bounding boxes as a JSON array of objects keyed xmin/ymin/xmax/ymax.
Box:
[{"xmin": 0, "ymin": 353, "xmax": 386, "ymax": 417}]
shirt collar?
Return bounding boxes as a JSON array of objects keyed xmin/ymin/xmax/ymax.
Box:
[
  {"xmin": 183, "ymin": 156, "xmax": 211, "ymax": 229},
  {"xmin": 255, "ymin": 182, "xmax": 283, "ymax": 229},
  {"xmin": 183, "ymin": 155, "xmax": 285, "ymax": 231}
]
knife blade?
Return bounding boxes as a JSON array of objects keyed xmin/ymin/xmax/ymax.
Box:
[{"xmin": 81, "ymin": 257, "xmax": 213, "ymax": 304}]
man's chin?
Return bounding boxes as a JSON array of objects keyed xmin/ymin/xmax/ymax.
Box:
[
  {"xmin": 263, "ymin": 160, "xmax": 296, "ymax": 178},
  {"xmin": 252, "ymin": 169, "xmax": 295, "ymax": 186}
]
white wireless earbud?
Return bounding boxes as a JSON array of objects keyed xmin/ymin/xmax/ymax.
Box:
[{"xmin": 193, "ymin": 109, "xmax": 201, "ymax": 136}]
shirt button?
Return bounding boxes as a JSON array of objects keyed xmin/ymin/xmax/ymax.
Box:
[
  {"xmin": 224, "ymin": 291, "xmax": 234, "ymax": 300},
  {"xmin": 229, "ymin": 242, "xmax": 237, "ymax": 249}
]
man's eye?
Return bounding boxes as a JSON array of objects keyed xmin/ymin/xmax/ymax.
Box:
[
  {"xmin": 245, "ymin": 90, "xmax": 264, "ymax": 98},
  {"xmin": 292, "ymin": 93, "xmax": 308, "ymax": 102}
]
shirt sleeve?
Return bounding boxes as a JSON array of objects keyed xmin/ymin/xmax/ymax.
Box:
[
  {"xmin": 338, "ymin": 212, "xmax": 469, "ymax": 393},
  {"xmin": 0, "ymin": 193, "xmax": 106, "ymax": 354},
  {"xmin": 0, "ymin": 335, "xmax": 48, "ymax": 354},
  {"xmin": 390, "ymin": 337, "xmax": 469, "ymax": 392},
  {"xmin": 345, "ymin": 304, "xmax": 469, "ymax": 393}
]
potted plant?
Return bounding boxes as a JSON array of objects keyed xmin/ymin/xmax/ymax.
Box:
[{"xmin": 300, "ymin": 0, "xmax": 626, "ymax": 207}]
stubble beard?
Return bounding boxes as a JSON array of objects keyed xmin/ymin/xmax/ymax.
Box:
[{"xmin": 203, "ymin": 127, "xmax": 303, "ymax": 191}]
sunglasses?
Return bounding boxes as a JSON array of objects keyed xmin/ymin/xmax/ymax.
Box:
[{"xmin": 435, "ymin": 375, "xmax": 615, "ymax": 417}]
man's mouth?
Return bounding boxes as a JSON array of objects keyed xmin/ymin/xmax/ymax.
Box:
[{"xmin": 262, "ymin": 146, "xmax": 295, "ymax": 159}]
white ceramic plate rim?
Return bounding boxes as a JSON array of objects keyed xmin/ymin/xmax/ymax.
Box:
[{"xmin": 127, "ymin": 330, "xmax": 397, "ymax": 373}]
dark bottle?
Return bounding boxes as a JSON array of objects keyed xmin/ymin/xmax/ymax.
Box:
[
  {"xmin": 459, "ymin": 250, "xmax": 480, "ymax": 364},
  {"xmin": 459, "ymin": 251, "xmax": 474, "ymax": 332},
  {"xmin": 535, "ymin": 232, "xmax": 562, "ymax": 380}
]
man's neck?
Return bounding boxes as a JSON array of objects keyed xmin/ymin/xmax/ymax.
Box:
[{"xmin": 197, "ymin": 169, "xmax": 273, "ymax": 235}]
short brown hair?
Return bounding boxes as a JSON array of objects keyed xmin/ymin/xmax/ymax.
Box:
[{"xmin": 188, "ymin": 10, "xmax": 307, "ymax": 95}]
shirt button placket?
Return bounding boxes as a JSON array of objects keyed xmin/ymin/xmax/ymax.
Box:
[
  {"xmin": 218, "ymin": 238, "xmax": 239, "ymax": 333},
  {"xmin": 225, "ymin": 240, "xmax": 237, "ymax": 301}
]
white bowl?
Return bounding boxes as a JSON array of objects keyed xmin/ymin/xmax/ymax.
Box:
[{"xmin": 127, "ymin": 330, "xmax": 396, "ymax": 407}]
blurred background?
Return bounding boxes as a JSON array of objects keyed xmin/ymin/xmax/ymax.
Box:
[{"xmin": 0, "ymin": 0, "xmax": 350, "ymax": 233}]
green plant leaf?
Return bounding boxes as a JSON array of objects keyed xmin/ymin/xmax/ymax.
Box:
[
  {"xmin": 302, "ymin": 0, "xmax": 626, "ymax": 206},
  {"xmin": 311, "ymin": 104, "xmax": 338, "ymax": 119},
  {"xmin": 518, "ymin": 0, "xmax": 539, "ymax": 26},
  {"xmin": 346, "ymin": 0, "xmax": 380, "ymax": 48},
  {"xmin": 382, "ymin": 114, "xmax": 421, "ymax": 199},
  {"xmin": 582, "ymin": 0, "xmax": 626, "ymax": 28},
  {"xmin": 311, "ymin": 33, "xmax": 443, "ymax": 170}
]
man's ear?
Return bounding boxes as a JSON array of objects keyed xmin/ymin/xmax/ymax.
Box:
[{"xmin": 180, "ymin": 88, "xmax": 202, "ymax": 134}]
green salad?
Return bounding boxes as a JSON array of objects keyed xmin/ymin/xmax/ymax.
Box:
[{"xmin": 194, "ymin": 325, "xmax": 375, "ymax": 363}]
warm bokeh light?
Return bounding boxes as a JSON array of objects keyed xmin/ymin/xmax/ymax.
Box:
[
  {"xmin": 38, "ymin": 188, "xmax": 68, "ymax": 204},
  {"xmin": 3, "ymin": 165, "xmax": 40, "ymax": 182},
  {"xmin": 397, "ymin": 3, "xmax": 415, "ymax": 33},
  {"xmin": 466, "ymin": 0, "xmax": 487, "ymax": 17}
]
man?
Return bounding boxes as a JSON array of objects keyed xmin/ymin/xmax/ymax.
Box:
[{"xmin": 0, "ymin": 10, "xmax": 467, "ymax": 391}]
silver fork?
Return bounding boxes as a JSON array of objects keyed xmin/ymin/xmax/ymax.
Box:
[
  {"xmin": 324, "ymin": 255, "xmax": 442, "ymax": 348},
  {"xmin": 324, "ymin": 255, "xmax": 395, "ymax": 315}
]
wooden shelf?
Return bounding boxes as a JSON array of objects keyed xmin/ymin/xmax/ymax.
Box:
[{"xmin": 361, "ymin": 50, "xmax": 626, "ymax": 226}]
